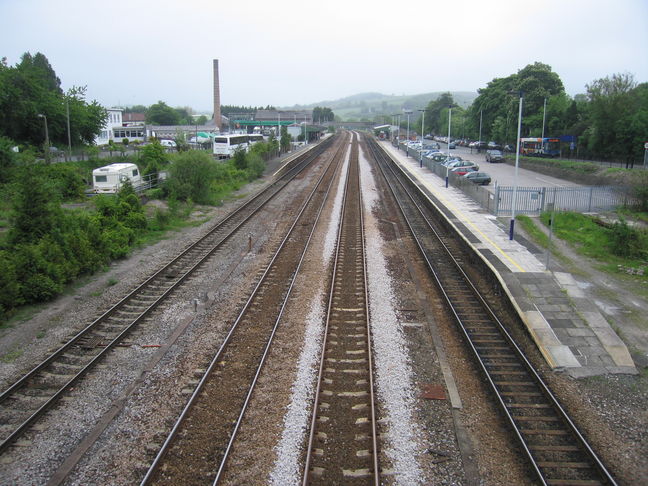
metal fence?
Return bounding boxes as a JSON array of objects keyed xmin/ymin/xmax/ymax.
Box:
[
  {"xmin": 492, "ymin": 185, "xmax": 636, "ymax": 216},
  {"xmin": 392, "ymin": 142, "xmax": 638, "ymax": 216}
]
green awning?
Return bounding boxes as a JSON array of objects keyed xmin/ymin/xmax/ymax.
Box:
[{"xmin": 232, "ymin": 120, "xmax": 294, "ymax": 126}]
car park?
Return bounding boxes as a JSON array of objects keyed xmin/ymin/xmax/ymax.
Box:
[
  {"xmin": 485, "ymin": 150, "xmax": 504, "ymax": 163},
  {"xmin": 463, "ymin": 171, "xmax": 491, "ymax": 185}
]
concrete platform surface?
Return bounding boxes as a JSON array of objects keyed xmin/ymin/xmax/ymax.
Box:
[{"xmin": 376, "ymin": 140, "xmax": 636, "ymax": 377}]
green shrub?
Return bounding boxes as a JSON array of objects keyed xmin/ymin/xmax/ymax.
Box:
[
  {"xmin": 167, "ymin": 150, "xmax": 215, "ymax": 204},
  {"xmin": 609, "ymin": 218, "xmax": 645, "ymax": 258},
  {"xmin": 246, "ymin": 152, "xmax": 266, "ymax": 180}
]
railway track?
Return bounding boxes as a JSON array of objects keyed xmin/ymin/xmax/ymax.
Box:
[
  {"xmin": 140, "ymin": 132, "xmax": 350, "ymax": 485},
  {"xmin": 303, "ymin": 133, "xmax": 379, "ymax": 485},
  {"xmin": 365, "ymin": 136, "xmax": 617, "ymax": 486},
  {"xmin": 0, "ymin": 135, "xmax": 336, "ymax": 456}
]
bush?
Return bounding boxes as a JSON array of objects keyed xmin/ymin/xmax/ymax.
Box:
[
  {"xmin": 246, "ymin": 152, "xmax": 266, "ymax": 180},
  {"xmin": 609, "ymin": 218, "xmax": 644, "ymax": 258},
  {"xmin": 167, "ymin": 150, "xmax": 215, "ymax": 204}
]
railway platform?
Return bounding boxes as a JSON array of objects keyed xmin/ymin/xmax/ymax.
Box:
[{"xmin": 376, "ymin": 140, "xmax": 636, "ymax": 378}]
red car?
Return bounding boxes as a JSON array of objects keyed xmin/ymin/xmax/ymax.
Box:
[{"xmin": 450, "ymin": 166, "xmax": 479, "ymax": 176}]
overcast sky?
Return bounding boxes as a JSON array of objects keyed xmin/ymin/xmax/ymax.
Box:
[{"xmin": 2, "ymin": 0, "xmax": 647, "ymax": 112}]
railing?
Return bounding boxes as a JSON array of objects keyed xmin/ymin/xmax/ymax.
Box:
[
  {"xmin": 134, "ymin": 171, "xmax": 167, "ymax": 193},
  {"xmin": 492, "ymin": 185, "xmax": 637, "ymax": 216},
  {"xmin": 391, "ymin": 141, "xmax": 639, "ymax": 216}
]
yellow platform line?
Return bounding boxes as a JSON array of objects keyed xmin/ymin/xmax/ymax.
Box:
[{"xmin": 417, "ymin": 175, "xmax": 526, "ymax": 272}]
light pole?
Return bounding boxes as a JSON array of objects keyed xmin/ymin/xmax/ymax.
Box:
[
  {"xmin": 447, "ymin": 105, "xmax": 452, "ymax": 160},
  {"xmin": 478, "ymin": 108, "xmax": 483, "ymax": 152},
  {"xmin": 541, "ymin": 97, "xmax": 547, "ymax": 156},
  {"xmin": 445, "ymin": 105, "xmax": 453, "ymax": 188},
  {"xmin": 37, "ymin": 113, "xmax": 50, "ymax": 163},
  {"xmin": 65, "ymin": 98, "xmax": 72, "ymax": 160},
  {"xmin": 510, "ymin": 91, "xmax": 524, "ymax": 241},
  {"xmin": 404, "ymin": 109, "xmax": 412, "ymax": 157},
  {"xmin": 418, "ymin": 109, "xmax": 425, "ymax": 167},
  {"xmin": 541, "ymin": 97, "xmax": 547, "ymax": 139},
  {"xmin": 393, "ymin": 113, "xmax": 401, "ymax": 146}
]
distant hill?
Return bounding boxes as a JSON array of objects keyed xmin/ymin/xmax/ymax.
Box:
[{"xmin": 284, "ymin": 91, "xmax": 478, "ymax": 122}]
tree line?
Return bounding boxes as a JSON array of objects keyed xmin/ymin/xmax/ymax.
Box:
[
  {"xmin": 417, "ymin": 62, "xmax": 648, "ymax": 163},
  {"xmin": 0, "ymin": 53, "xmax": 107, "ymax": 151},
  {"xmin": 0, "ymin": 52, "xmax": 283, "ymax": 322}
]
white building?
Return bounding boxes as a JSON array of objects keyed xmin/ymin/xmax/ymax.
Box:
[{"xmin": 96, "ymin": 108, "xmax": 123, "ymax": 145}]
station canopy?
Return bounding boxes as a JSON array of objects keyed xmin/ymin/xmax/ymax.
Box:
[{"xmin": 232, "ymin": 120, "xmax": 294, "ymax": 126}]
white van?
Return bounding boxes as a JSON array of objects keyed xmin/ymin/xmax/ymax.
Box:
[
  {"xmin": 160, "ymin": 139, "xmax": 176, "ymax": 148},
  {"xmin": 92, "ymin": 163, "xmax": 142, "ymax": 193}
]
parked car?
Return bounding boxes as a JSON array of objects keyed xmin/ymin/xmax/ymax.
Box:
[
  {"xmin": 463, "ymin": 171, "xmax": 491, "ymax": 185},
  {"xmin": 448, "ymin": 141, "xmax": 456, "ymax": 149},
  {"xmin": 485, "ymin": 150, "xmax": 504, "ymax": 163},
  {"xmin": 487, "ymin": 141, "xmax": 501, "ymax": 150},
  {"xmin": 444, "ymin": 159, "xmax": 477, "ymax": 170},
  {"xmin": 474, "ymin": 141, "xmax": 488, "ymax": 151},
  {"xmin": 451, "ymin": 166, "xmax": 479, "ymax": 176}
]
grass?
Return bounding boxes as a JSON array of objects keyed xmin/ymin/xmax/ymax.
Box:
[
  {"xmin": 516, "ymin": 214, "xmax": 573, "ymax": 269},
  {"xmin": 0, "ymin": 347, "xmax": 23, "ymax": 363},
  {"xmin": 516, "ymin": 215, "xmax": 550, "ymax": 248},
  {"xmin": 539, "ymin": 211, "xmax": 648, "ymax": 270}
]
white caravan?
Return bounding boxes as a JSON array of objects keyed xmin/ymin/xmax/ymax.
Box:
[{"xmin": 92, "ymin": 163, "xmax": 142, "ymax": 193}]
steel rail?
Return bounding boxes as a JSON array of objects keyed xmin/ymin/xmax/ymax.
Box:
[
  {"xmin": 0, "ymin": 137, "xmax": 335, "ymax": 455},
  {"xmin": 140, "ymin": 133, "xmax": 351, "ymax": 486},
  {"xmin": 366, "ymin": 136, "xmax": 616, "ymax": 486},
  {"xmin": 303, "ymin": 133, "xmax": 379, "ymax": 485}
]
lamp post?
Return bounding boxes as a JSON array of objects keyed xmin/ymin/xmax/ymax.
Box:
[
  {"xmin": 541, "ymin": 97, "xmax": 547, "ymax": 140},
  {"xmin": 404, "ymin": 109, "xmax": 412, "ymax": 157},
  {"xmin": 418, "ymin": 108, "xmax": 425, "ymax": 167},
  {"xmin": 478, "ymin": 108, "xmax": 483, "ymax": 153},
  {"xmin": 447, "ymin": 105, "xmax": 452, "ymax": 160},
  {"xmin": 510, "ymin": 91, "xmax": 524, "ymax": 241},
  {"xmin": 445, "ymin": 106, "xmax": 453, "ymax": 188},
  {"xmin": 37, "ymin": 113, "xmax": 50, "ymax": 163},
  {"xmin": 393, "ymin": 113, "xmax": 401, "ymax": 148},
  {"xmin": 65, "ymin": 98, "xmax": 72, "ymax": 160}
]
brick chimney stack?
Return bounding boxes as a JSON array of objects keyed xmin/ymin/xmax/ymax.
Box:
[{"xmin": 213, "ymin": 59, "xmax": 221, "ymax": 130}]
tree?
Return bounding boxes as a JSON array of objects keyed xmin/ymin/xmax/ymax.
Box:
[
  {"xmin": 280, "ymin": 126, "xmax": 291, "ymax": 153},
  {"xmin": 146, "ymin": 101, "xmax": 181, "ymax": 125},
  {"xmin": 313, "ymin": 106, "xmax": 334, "ymax": 123},
  {"xmin": 584, "ymin": 73, "xmax": 642, "ymax": 161},
  {"xmin": 0, "ymin": 136, "xmax": 17, "ymax": 182},
  {"xmin": 423, "ymin": 92, "xmax": 455, "ymax": 135},
  {"xmin": 167, "ymin": 150, "xmax": 214, "ymax": 204},
  {"xmin": 0, "ymin": 53, "xmax": 106, "ymax": 148},
  {"xmin": 468, "ymin": 63, "xmax": 565, "ymax": 142},
  {"xmin": 8, "ymin": 165, "xmax": 63, "ymax": 245},
  {"xmin": 141, "ymin": 140, "xmax": 168, "ymax": 177}
]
